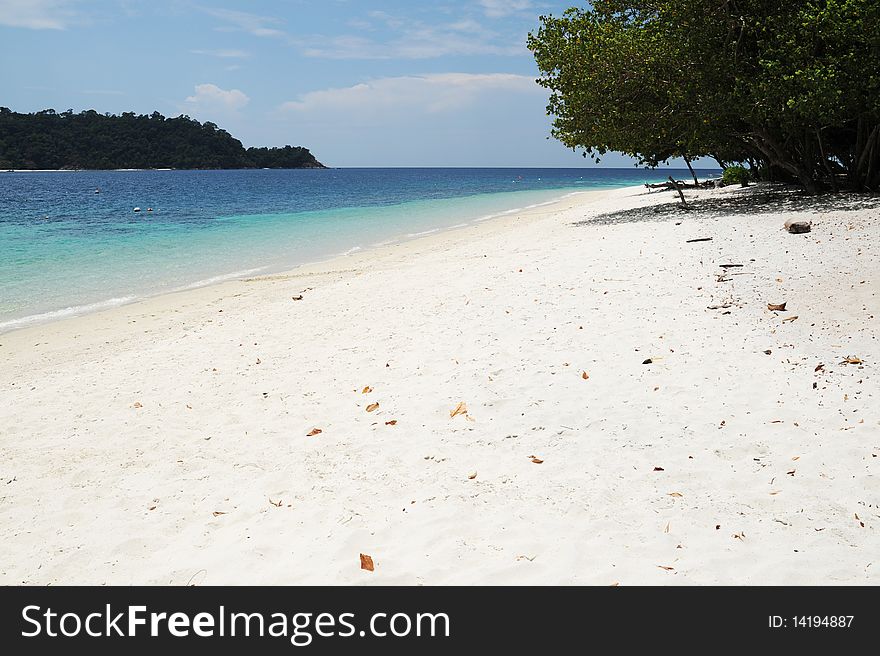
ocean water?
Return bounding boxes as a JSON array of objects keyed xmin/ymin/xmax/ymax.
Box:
[{"xmin": 0, "ymin": 167, "xmax": 717, "ymax": 331}]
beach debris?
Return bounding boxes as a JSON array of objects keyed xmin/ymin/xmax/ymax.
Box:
[
  {"xmin": 815, "ymin": 363, "xmax": 825, "ymax": 372},
  {"xmin": 255, "ymin": 358, "xmax": 261, "ymax": 365},
  {"xmin": 707, "ymin": 303, "xmax": 732, "ymax": 310},
  {"xmin": 385, "ymin": 420, "xmax": 398, "ymax": 426},
  {"xmin": 291, "ymin": 295, "xmax": 303, "ymax": 301},
  {"xmin": 366, "ymin": 402, "xmax": 380, "ymax": 413},
  {"xmin": 767, "ymin": 302, "xmax": 787, "ymax": 311},
  {"xmin": 719, "ymin": 263, "xmax": 744, "ymax": 268},
  {"xmin": 841, "ymin": 356, "xmax": 863, "ymax": 365},
  {"xmin": 468, "ymin": 471, "xmax": 478, "ymax": 480},
  {"xmin": 686, "ymin": 237, "xmax": 712, "ymax": 243},
  {"xmin": 764, "ymin": 349, "xmax": 772, "ymax": 355},
  {"xmin": 653, "ymin": 466, "xmax": 665, "ymax": 471},
  {"xmin": 668, "ymin": 492, "xmax": 683, "ymax": 498},
  {"xmin": 360, "ymin": 553, "xmax": 375, "ymax": 572},
  {"xmin": 657, "ymin": 565, "xmax": 675, "ymax": 571},
  {"xmin": 642, "ymin": 358, "xmax": 653, "ymax": 364},
  {"xmin": 133, "ymin": 401, "xmax": 143, "ymax": 408},
  {"xmin": 212, "ymin": 511, "xmax": 226, "ymax": 517},
  {"xmin": 784, "ymin": 219, "xmax": 811, "ymax": 234},
  {"xmin": 855, "ymin": 514, "xmax": 865, "ymax": 528},
  {"xmin": 733, "ymin": 532, "xmax": 745, "ymax": 541},
  {"xmin": 450, "ymin": 401, "xmax": 468, "ymax": 418},
  {"xmin": 269, "ymin": 498, "xmax": 283, "ymax": 507},
  {"xmin": 781, "ymin": 315, "xmax": 799, "ymax": 323},
  {"xmin": 516, "ymin": 555, "xmax": 537, "ymax": 562},
  {"xmin": 361, "ymin": 386, "xmax": 373, "ymax": 394},
  {"xmin": 581, "ymin": 371, "xmax": 590, "ymax": 380},
  {"xmin": 528, "ymin": 455, "xmax": 544, "ymax": 464},
  {"xmin": 306, "ymin": 428, "xmax": 322, "ymax": 436}
]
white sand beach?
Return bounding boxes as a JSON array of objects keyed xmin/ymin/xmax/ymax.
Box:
[{"xmin": 1, "ymin": 184, "xmax": 877, "ymax": 585}]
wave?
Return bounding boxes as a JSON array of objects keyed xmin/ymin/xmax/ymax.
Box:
[{"xmin": 0, "ymin": 296, "xmax": 137, "ymax": 333}]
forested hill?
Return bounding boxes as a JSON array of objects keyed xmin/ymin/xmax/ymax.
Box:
[{"xmin": 0, "ymin": 108, "xmax": 326, "ymax": 170}]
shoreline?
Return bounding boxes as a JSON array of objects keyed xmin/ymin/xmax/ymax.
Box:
[
  {"xmin": 1, "ymin": 183, "xmax": 876, "ymax": 585},
  {"xmin": 0, "ymin": 186, "xmax": 606, "ymax": 335}
]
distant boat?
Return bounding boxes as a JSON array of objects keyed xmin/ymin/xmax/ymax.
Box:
[{"xmin": 133, "ymin": 207, "xmax": 141, "ymax": 213}]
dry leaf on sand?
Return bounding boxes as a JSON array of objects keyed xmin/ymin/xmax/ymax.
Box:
[
  {"xmin": 133, "ymin": 402, "xmax": 143, "ymax": 408},
  {"xmin": 581, "ymin": 371, "xmax": 590, "ymax": 380},
  {"xmin": 360, "ymin": 553, "xmax": 375, "ymax": 572},
  {"xmin": 450, "ymin": 402, "xmax": 468, "ymax": 418},
  {"xmin": 366, "ymin": 402, "xmax": 380, "ymax": 413},
  {"xmin": 668, "ymin": 492, "xmax": 683, "ymax": 498},
  {"xmin": 269, "ymin": 498, "xmax": 282, "ymax": 507},
  {"xmin": 528, "ymin": 455, "xmax": 544, "ymax": 464},
  {"xmin": 657, "ymin": 565, "xmax": 675, "ymax": 571},
  {"xmin": 767, "ymin": 302, "xmax": 787, "ymax": 311},
  {"xmin": 212, "ymin": 511, "xmax": 226, "ymax": 517},
  {"xmin": 842, "ymin": 356, "xmax": 863, "ymax": 365},
  {"xmin": 385, "ymin": 420, "xmax": 398, "ymax": 426},
  {"xmin": 362, "ymin": 386, "xmax": 373, "ymax": 394},
  {"xmin": 781, "ymin": 315, "xmax": 799, "ymax": 323},
  {"xmin": 307, "ymin": 428, "xmax": 322, "ymax": 436}
]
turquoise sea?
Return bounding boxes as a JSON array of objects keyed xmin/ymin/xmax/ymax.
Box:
[{"xmin": 0, "ymin": 167, "xmax": 717, "ymax": 331}]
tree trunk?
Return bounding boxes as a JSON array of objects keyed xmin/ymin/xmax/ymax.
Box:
[{"xmin": 683, "ymin": 155, "xmax": 699, "ymax": 185}]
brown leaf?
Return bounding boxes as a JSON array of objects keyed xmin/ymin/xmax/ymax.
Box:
[
  {"xmin": 307, "ymin": 428, "xmax": 322, "ymax": 436},
  {"xmin": 366, "ymin": 402, "xmax": 380, "ymax": 413},
  {"xmin": 814, "ymin": 363, "xmax": 825, "ymax": 372},
  {"xmin": 269, "ymin": 498, "xmax": 282, "ymax": 507},
  {"xmin": 385, "ymin": 420, "xmax": 398, "ymax": 426},
  {"xmin": 361, "ymin": 386, "xmax": 373, "ymax": 394},
  {"xmin": 360, "ymin": 553, "xmax": 375, "ymax": 572},
  {"xmin": 291, "ymin": 295, "xmax": 303, "ymax": 301},
  {"xmin": 786, "ymin": 469, "xmax": 796, "ymax": 476},
  {"xmin": 668, "ymin": 492, "xmax": 683, "ymax": 498},
  {"xmin": 653, "ymin": 466, "xmax": 665, "ymax": 471},
  {"xmin": 581, "ymin": 371, "xmax": 590, "ymax": 380},
  {"xmin": 767, "ymin": 302, "xmax": 787, "ymax": 311},
  {"xmin": 657, "ymin": 565, "xmax": 675, "ymax": 571},
  {"xmin": 449, "ymin": 401, "xmax": 468, "ymax": 418},
  {"xmin": 781, "ymin": 315, "xmax": 798, "ymax": 323},
  {"xmin": 842, "ymin": 356, "xmax": 863, "ymax": 365},
  {"xmin": 133, "ymin": 402, "xmax": 143, "ymax": 408},
  {"xmin": 664, "ymin": 522, "xmax": 670, "ymax": 533},
  {"xmin": 148, "ymin": 506, "xmax": 156, "ymax": 511},
  {"xmin": 212, "ymin": 511, "xmax": 226, "ymax": 517}
]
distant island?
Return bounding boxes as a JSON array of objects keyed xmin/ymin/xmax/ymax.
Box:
[{"xmin": 0, "ymin": 108, "xmax": 325, "ymax": 170}]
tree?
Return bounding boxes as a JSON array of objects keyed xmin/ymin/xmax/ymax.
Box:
[{"xmin": 528, "ymin": 1, "xmax": 880, "ymax": 191}]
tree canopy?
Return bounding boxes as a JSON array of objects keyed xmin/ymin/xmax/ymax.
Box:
[
  {"xmin": 528, "ymin": 1, "xmax": 880, "ymax": 191},
  {"xmin": 0, "ymin": 108, "xmax": 325, "ymax": 170}
]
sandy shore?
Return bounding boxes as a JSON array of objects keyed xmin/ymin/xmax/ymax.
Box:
[{"xmin": 1, "ymin": 184, "xmax": 877, "ymax": 585}]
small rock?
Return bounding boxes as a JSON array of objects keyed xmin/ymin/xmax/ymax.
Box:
[{"xmin": 784, "ymin": 219, "xmax": 811, "ymax": 234}]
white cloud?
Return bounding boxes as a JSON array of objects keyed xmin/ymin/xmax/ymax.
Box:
[
  {"xmin": 190, "ymin": 48, "xmax": 251, "ymax": 59},
  {"xmin": 281, "ymin": 73, "xmax": 540, "ymax": 115},
  {"xmin": 202, "ymin": 7, "xmax": 285, "ymax": 38},
  {"xmin": 479, "ymin": 0, "xmax": 534, "ymax": 18},
  {"xmin": 299, "ymin": 18, "xmax": 524, "ymax": 60},
  {"xmin": 0, "ymin": 0, "xmax": 75, "ymax": 29},
  {"xmin": 184, "ymin": 83, "xmax": 250, "ymax": 113}
]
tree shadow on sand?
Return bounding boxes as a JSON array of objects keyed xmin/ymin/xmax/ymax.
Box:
[{"xmin": 577, "ymin": 185, "xmax": 880, "ymax": 227}]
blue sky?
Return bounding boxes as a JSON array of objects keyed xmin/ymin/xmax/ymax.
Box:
[{"xmin": 0, "ymin": 0, "xmax": 649, "ymax": 167}]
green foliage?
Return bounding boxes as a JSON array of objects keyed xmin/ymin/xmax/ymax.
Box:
[
  {"xmin": 722, "ymin": 166, "xmax": 751, "ymax": 186},
  {"xmin": 528, "ymin": 1, "xmax": 880, "ymax": 191},
  {"xmin": 0, "ymin": 108, "xmax": 325, "ymax": 170}
]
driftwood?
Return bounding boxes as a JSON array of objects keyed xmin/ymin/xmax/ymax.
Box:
[
  {"xmin": 645, "ymin": 179, "xmax": 719, "ymax": 190},
  {"xmin": 668, "ymin": 176, "xmax": 687, "ymax": 206}
]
